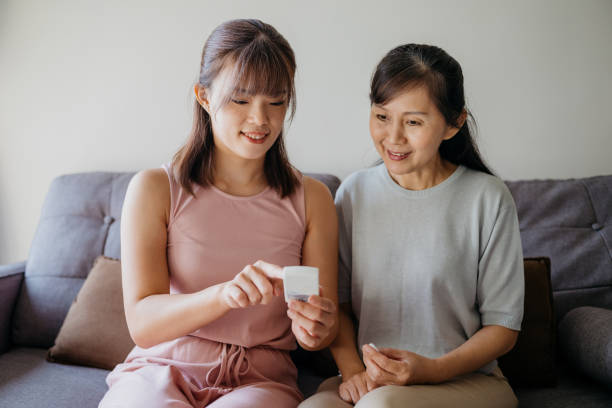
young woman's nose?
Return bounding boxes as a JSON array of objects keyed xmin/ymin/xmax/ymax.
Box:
[{"xmin": 248, "ymin": 102, "xmax": 269, "ymax": 126}]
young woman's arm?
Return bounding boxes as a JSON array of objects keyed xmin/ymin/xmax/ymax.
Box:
[
  {"xmin": 330, "ymin": 303, "xmax": 364, "ymax": 378},
  {"xmin": 362, "ymin": 325, "xmax": 518, "ymax": 385},
  {"xmin": 286, "ymin": 176, "xmax": 339, "ymax": 351},
  {"xmin": 329, "ymin": 303, "xmax": 375, "ymax": 403},
  {"xmin": 121, "ymin": 169, "xmax": 283, "ymax": 348}
]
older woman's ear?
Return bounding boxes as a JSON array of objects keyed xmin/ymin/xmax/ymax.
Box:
[{"xmin": 443, "ymin": 109, "xmax": 468, "ymax": 141}]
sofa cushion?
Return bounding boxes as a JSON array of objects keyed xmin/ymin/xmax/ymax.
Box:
[
  {"xmin": 0, "ymin": 347, "xmax": 109, "ymax": 408},
  {"xmin": 514, "ymin": 359, "xmax": 612, "ymax": 408},
  {"xmin": 558, "ymin": 306, "xmax": 612, "ymax": 387},
  {"xmin": 498, "ymin": 257, "xmax": 556, "ymax": 386},
  {"xmin": 505, "ymin": 175, "xmax": 612, "ymax": 321},
  {"xmin": 47, "ymin": 256, "xmax": 134, "ymax": 370}
]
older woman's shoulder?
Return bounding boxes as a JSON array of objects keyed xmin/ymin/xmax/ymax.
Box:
[
  {"xmin": 460, "ymin": 167, "xmax": 515, "ymax": 205},
  {"xmin": 338, "ymin": 164, "xmax": 384, "ymax": 193}
]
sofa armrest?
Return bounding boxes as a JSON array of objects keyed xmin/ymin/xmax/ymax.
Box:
[{"xmin": 0, "ymin": 261, "xmax": 25, "ymax": 354}]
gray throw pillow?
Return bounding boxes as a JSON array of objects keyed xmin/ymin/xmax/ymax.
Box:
[{"xmin": 558, "ymin": 306, "xmax": 612, "ymax": 386}]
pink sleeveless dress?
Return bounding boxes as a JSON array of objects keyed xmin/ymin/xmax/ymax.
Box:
[{"xmin": 99, "ymin": 164, "xmax": 306, "ymax": 408}]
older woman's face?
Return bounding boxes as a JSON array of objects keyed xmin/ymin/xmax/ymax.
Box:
[{"xmin": 369, "ymin": 86, "xmax": 460, "ymax": 188}]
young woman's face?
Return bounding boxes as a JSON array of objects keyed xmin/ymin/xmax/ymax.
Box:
[
  {"xmin": 200, "ymin": 70, "xmax": 288, "ymax": 161},
  {"xmin": 369, "ymin": 86, "xmax": 459, "ymax": 182}
]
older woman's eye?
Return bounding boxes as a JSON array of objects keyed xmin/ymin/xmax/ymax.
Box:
[
  {"xmin": 407, "ymin": 120, "xmax": 420, "ymax": 126},
  {"xmin": 376, "ymin": 114, "xmax": 387, "ymax": 121}
]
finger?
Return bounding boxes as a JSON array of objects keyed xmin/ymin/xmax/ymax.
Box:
[
  {"xmin": 354, "ymin": 375, "xmax": 368, "ymax": 400},
  {"xmin": 292, "ymin": 322, "xmax": 318, "ymax": 348},
  {"xmin": 235, "ymin": 272, "xmax": 262, "ymax": 305},
  {"xmin": 365, "ymin": 358, "xmax": 392, "ymax": 385},
  {"xmin": 253, "ymin": 260, "xmax": 284, "ymax": 280},
  {"xmin": 378, "ymin": 347, "xmax": 407, "ymax": 360},
  {"xmin": 289, "ymin": 300, "xmax": 334, "ymax": 328},
  {"xmin": 273, "ymin": 279, "xmax": 284, "ymax": 297},
  {"xmin": 306, "ymin": 294, "xmax": 337, "ymax": 313},
  {"xmin": 338, "ymin": 383, "xmax": 351, "ymax": 403},
  {"xmin": 228, "ymin": 284, "xmax": 249, "ymax": 308},
  {"xmin": 287, "ymin": 308, "xmax": 325, "ymax": 338},
  {"xmin": 245, "ymin": 267, "xmax": 275, "ymax": 304},
  {"xmin": 362, "ymin": 344, "xmax": 398, "ymax": 375},
  {"xmin": 365, "ymin": 373, "xmax": 377, "ymax": 391},
  {"xmin": 346, "ymin": 381, "xmax": 359, "ymax": 404}
]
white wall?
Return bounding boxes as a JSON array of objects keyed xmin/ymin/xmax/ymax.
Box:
[{"xmin": 1, "ymin": 0, "xmax": 611, "ymax": 264}]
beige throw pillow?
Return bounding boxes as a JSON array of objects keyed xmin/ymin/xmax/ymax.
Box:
[{"xmin": 47, "ymin": 256, "xmax": 135, "ymax": 370}]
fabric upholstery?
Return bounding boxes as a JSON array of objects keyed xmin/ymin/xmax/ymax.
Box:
[
  {"xmin": 498, "ymin": 258, "xmax": 556, "ymax": 386},
  {"xmin": 47, "ymin": 256, "xmax": 134, "ymax": 370},
  {"xmin": 513, "ymin": 359, "xmax": 612, "ymax": 407},
  {"xmin": 0, "ymin": 261, "xmax": 25, "ymax": 354},
  {"xmin": 0, "ymin": 347, "xmax": 108, "ymax": 408},
  {"xmin": 505, "ymin": 176, "xmax": 612, "ymax": 321},
  {"xmin": 558, "ymin": 306, "xmax": 612, "ymax": 387},
  {"xmin": 12, "ymin": 172, "xmax": 135, "ymax": 348}
]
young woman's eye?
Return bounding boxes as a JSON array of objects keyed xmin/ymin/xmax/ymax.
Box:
[
  {"xmin": 376, "ymin": 114, "xmax": 387, "ymax": 121},
  {"xmin": 270, "ymin": 100, "xmax": 285, "ymax": 106},
  {"xmin": 231, "ymin": 99, "xmax": 248, "ymax": 105}
]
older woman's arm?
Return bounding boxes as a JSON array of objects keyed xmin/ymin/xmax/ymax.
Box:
[{"xmin": 362, "ymin": 325, "xmax": 518, "ymax": 385}]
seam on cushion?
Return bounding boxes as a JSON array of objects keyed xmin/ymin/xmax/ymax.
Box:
[
  {"xmin": 100, "ymin": 175, "xmax": 116, "ymax": 254},
  {"xmin": 39, "ymin": 214, "xmax": 107, "ymax": 221},
  {"xmin": 580, "ymin": 179, "xmax": 612, "ymax": 263},
  {"xmin": 24, "ymin": 275, "xmax": 86, "ymax": 280},
  {"xmin": 554, "ymin": 284, "xmax": 612, "ymax": 293},
  {"xmin": 519, "ymin": 226, "xmax": 606, "ymax": 231}
]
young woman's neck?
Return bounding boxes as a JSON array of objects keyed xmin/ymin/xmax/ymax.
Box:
[{"xmin": 212, "ymin": 148, "xmax": 268, "ymax": 197}]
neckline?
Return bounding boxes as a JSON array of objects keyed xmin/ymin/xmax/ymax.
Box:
[
  {"xmin": 208, "ymin": 183, "xmax": 272, "ymax": 201},
  {"xmin": 379, "ymin": 163, "xmax": 466, "ymax": 198}
]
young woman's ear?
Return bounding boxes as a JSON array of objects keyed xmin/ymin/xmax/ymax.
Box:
[
  {"xmin": 194, "ymin": 85, "xmax": 210, "ymax": 113},
  {"xmin": 443, "ymin": 109, "xmax": 468, "ymax": 141}
]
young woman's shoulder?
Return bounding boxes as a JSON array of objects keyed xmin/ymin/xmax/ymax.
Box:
[
  {"xmin": 303, "ymin": 175, "xmax": 334, "ymax": 206},
  {"xmin": 302, "ymin": 175, "xmax": 336, "ymax": 226},
  {"xmin": 124, "ymin": 168, "xmax": 171, "ymax": 223}
]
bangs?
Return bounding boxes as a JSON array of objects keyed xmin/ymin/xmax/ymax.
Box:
[{"xmin": 218, "ymin": 38, "xmax": 296, "ymax": 118}]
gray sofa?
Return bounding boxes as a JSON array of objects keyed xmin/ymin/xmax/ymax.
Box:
[{"xmin": 1, "ymin": 171, "xmax": 611, "ymax": 407}]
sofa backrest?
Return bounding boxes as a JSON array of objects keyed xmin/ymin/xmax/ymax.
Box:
[
  {"xmin": 505, "ymin": 175, "xmax": 612, "ymax": 321},
  {"xmin": 12, "ymin": 171, "xmax": 341, "ymax": 348},
  {"xmin": 12, "ymin": 173, "xmax": 135, "ymax": 348}
]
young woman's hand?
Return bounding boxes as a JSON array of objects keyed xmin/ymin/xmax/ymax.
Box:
[
  {"xmin": 287, "ymin": 295, "xmax": 337, "ymax": 349},
  {"xmin": 220, "ymin": 260, "xmax": 284, "ymax": 309},
  {"xmin": 362, "ymin": 344, "xmax": 440, "ymax": 385},
  {"xmin": 338, "ymin": 370, "xmax": 377, "ymax": 404}
]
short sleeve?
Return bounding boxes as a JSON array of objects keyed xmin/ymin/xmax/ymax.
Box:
[
  {"xmin": 335, "ymin": 184, "xmax": 353, "ymax": 305},
  {"xmin": 477, "ymin": 188, "xmax": 525, "ymax": 330}
]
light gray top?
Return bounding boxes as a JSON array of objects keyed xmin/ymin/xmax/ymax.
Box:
[{"xmin": 336, "ymin": 164, "xmax": 524, "ymax": 374}]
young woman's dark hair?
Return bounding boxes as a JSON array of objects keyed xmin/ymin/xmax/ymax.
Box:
[
  {"xmin": 370, "ymin": 43, "xmax": 493, "ymax": 175},
  {"xmin": 173, "ymin": 18, "xmax": 299, "ymax": 197}
]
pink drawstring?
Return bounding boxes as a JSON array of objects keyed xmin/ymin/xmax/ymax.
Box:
[{"xmin": 205, "ymin": 343, "xmax": 250, "ymax": 389}]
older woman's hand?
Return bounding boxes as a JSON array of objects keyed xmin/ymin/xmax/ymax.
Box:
[{"xmin": 362, "ymin": 344, "xmax": 440, "ymax": 385}]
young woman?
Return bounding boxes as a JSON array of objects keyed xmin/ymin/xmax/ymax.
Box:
[
  {"xmin": 300, "ymin": 44, "xmax": 524, "ymax": 408},
  {"xmin": 99, "ymin": 19, "xmax": 338, "ymax": 408}
]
